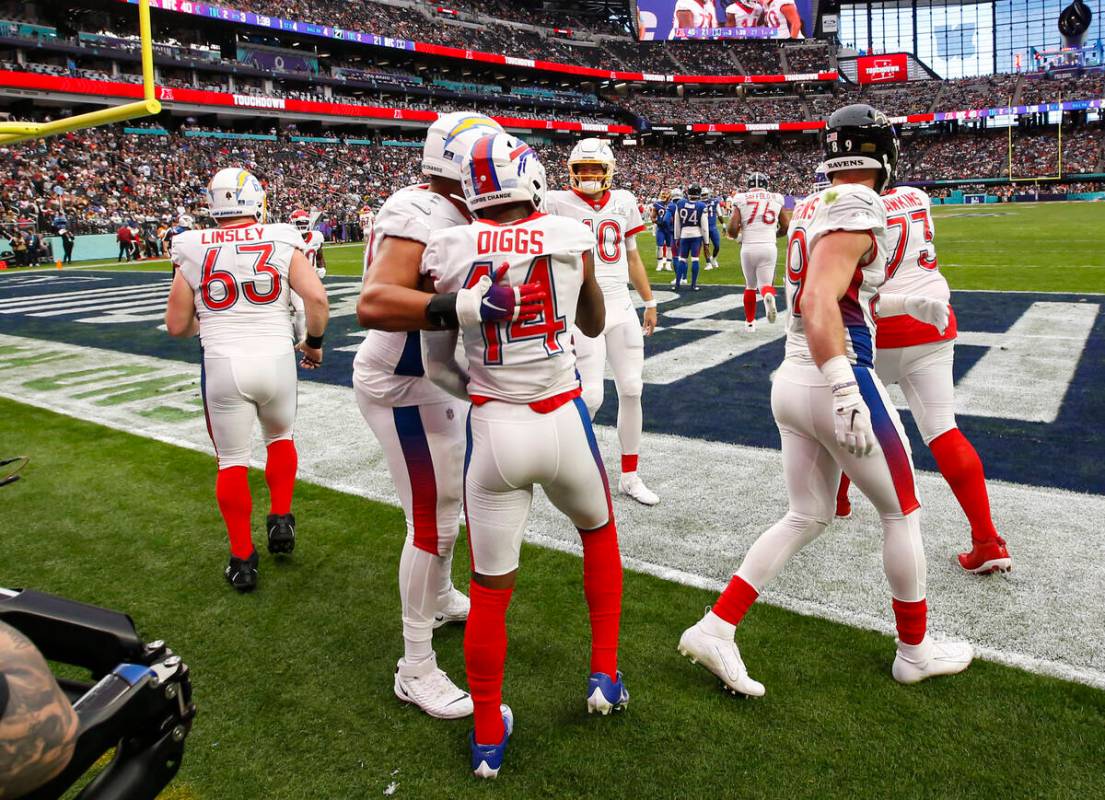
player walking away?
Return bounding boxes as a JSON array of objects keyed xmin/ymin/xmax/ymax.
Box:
[
  {"xmin": 354, "ymin": 113, "xmax": 548, "ymax": 720},
  {"xmin": 835, "ymin": 186, "xmax": 1012, "ymax": 574},
  {"xmin": 165, "ymin": 168, "xmax": 329, "ymax": 592},
  {"xmin": 679, "ymin": 105, "xmax": 972, "ymax": 694},
  {"xmin": 546, "ymin": 138, "xmax": 661, "ymax": 507},
  {"xmin": 702, "ymin": 188, "xmax": 723, "ymax": 270},
  {"xmin": 728, "ymin": 172, "xmax": 791, "ymax": 332},
  {"xmin": 651, "ymin": 189, "xmax": 674, "ymax": 271},
  {"xmin": 418, "ymin": 133, "xmax": 626, "ymax": 779},
  {"xmin": 288, "ymin": 209, "xmax": 328, "ymax": 343},
  {"xmin": 669, "ymin": 184, "xmax": 710, "ymax": 291},
  {"xmin": 726, "ymin": 0, "xmax": 762, "ymax": 26}
]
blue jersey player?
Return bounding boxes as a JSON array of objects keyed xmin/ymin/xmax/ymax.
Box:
[
  {"xmin": 668, "ymin": 184, "xmax": 709, "ymax": 292},
  {"xmin": 702, "ymin": 189, "xmax": 723, "ymax": 271},
  {"xmin": 650, "ymin": 189, "xmax": 674, "ymax": 272}
]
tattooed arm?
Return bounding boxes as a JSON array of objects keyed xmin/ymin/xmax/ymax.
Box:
[{"xmin": 0, "ymin": 620, "xmax": 78, "ymax": 799}]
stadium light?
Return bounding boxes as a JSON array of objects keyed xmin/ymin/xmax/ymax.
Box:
[{"xmin": 0, "ymin": 0, "xmax": 160, "ymax": 145}]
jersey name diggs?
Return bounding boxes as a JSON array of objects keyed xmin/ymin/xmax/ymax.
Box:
[
  {"xmin": 476, "ymin": 228, "xmax": 545, "ymax": 256},
  {"xmin": 198, "ymin": 227, "xmax": 265, "ymax": 245}
]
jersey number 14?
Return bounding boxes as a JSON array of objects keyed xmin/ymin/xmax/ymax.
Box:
[{"xmin": 465, "ymin": 256, "xmax": 566, "ymax": 365}]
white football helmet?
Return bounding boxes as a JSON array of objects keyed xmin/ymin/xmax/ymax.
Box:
[
  {"xmin": 461, "ymin": 133, "xmax": 546, "ymax": 214},
  {"xmin": 568, "ymin": 138, "xmax": 615, "ymax": 195},
  {"xmin": 670, "ymin": 187, "xmax": 684, "ymax": 200},
  {"xmin": 177, "ymin": 214, "xmax": 194, "ymax": 229},
  {"xmin": 813, "ymin": 163, "xmax": 832, "ymax": 192},
  {"xmin": 206, "ymin": 168, "xmax": 266, "ymax": 221},
  {"xmin": 422, "ymin": 112, "xmax": 504, "ymax": 181}
]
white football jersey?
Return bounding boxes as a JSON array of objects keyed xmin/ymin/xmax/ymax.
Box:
[
  {"xmin": 783, "ymin": 183, "xmax": 888, "ymax": 368},
  {"xmin": 353, "ymin": 184, "xmax": 469, "ymax": 407},
  {"xmin": 726, "ymin": 0, "xmax": 762, "ymax": 27},
  {"xmin": 545, "ymin": 188, "xmax": 645, "ymax": 301},
  {"xmin": 672, "ymin": 0, "xmax": 719, "ymax": 36},
  {"xmin": 761, "ymin": 0, "xmax": 799, "ymax": 38},
  {"xmin": 878, "ymin": 186, "xmax": 947, "ymax": 302},
  {"xmin": 421, "ymin": 212, "xmax": 596, "ymax": 404},
  {"xmin": 302, "ymin": 229, "xmax": 324, "ymax": 271},
  {"xmin": 732, "ymin": 190, "xmax": 785, "ymax": 245},
  {"xmin": 172, "ymin": 222, "xmax": 303, "ymax": 359}
]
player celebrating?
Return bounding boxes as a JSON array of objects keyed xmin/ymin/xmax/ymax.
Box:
[
  {"xmin": 669, "ymin": 184, "xmax": 709, "ymax": 291},
  {"xmin": 354, "ymin": 113, "xmax": 549, "ymax": 720},
  {"xmin": 165, "ymin": 168, "xmax": 329, "ymax": 592},
  {"xmin": 651, "ymin": 189, "xmax": 674, "ymax": 271},
  {"xmin": 672, "ymin": 0, "xmax": 719, "ymax": 37},
  {"xmin": 760, "ymin": 0, "xmax": 803, "ymax": 38},
  {"xmin": 702, "ymin": 188, "xmax": 722, "ymax": 270},
  {"xmin": 728, "ymin": 172, "xmax": 790, "ymax": 331},
  {"xmin": 419, "ymin": 133, "xmax": 626, "ymax": 779},
  {"xmin": 835, "ymin": 186, "xmax": 1012, "ymax": 574},
  {"xmin": 546, "ymin": 139, "xmax": 660, "ymax": 506},
  {"xmin": 678, "ymin": 105, "xmax": 972, "ymax": 694}
]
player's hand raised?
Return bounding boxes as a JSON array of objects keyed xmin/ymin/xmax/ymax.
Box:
[{"xmin": 831, "ymin": 383, "xmax": 874, "ymax": 457}]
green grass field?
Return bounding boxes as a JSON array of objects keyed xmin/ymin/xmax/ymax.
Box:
[
  {"xmin": 3, "ymin": 202, "xmax": 1105, "ymax": 798},
  {"xmin": 5, "ymin": 400, "xmax": 1105, "ymax": 800},
  {"xmin": 46, "ymin": 202, "xmax": 1105, "ymax": 293}
]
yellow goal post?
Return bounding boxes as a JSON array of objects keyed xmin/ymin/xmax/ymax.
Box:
[{"xmin": 0, "ymin": 0, "xmax": 160, "ymax": 145}]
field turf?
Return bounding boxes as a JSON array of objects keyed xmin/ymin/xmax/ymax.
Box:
[{"xmin": 50, "ymin": 202, "xmax": 1105, "ymax": 294}]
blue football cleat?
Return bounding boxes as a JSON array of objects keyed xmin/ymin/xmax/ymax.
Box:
[
  {"xmin": 470, "ymin": 704, "xmax": 513, "ymax": 779},
  {"xmin": 586, "ymin": 671, "xmax": 629, "ymax": 715}
]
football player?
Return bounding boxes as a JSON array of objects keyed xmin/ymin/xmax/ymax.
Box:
[
  {"xmin": 354, "ymin": 113, "xmax": 548, "ymax": 720},
  {"xmin": 702, "ymin": 188, "xmax": 722, "ymax": 270},
  {"xmin": 728, "ymin": 172, "xmax": 791, "ymax": 331},
  {"xmin": 288, "ymin": 209, "xmax": 327, "ymax": 343},
  {"xmin": 419, "ymin": 133, "xmax": 626, "ymax": 779},
  {"xmin": 760, "ymin": 0, "xmax": 803, "ymax": 38},
  {"xmin": 672, "ymin": 0, "xmax": 719, "ymax": 37},
  {"xmin": 359, "ymin": 204, "xmax": 376, "ymax": 240},
  {"xmin": 546, "ymin": 139, "xmax": 660, "ymax": 506},
  {"xmin": 726, "ymin": 0, "xmax": 762, "ymax": 26},
  {"xmin": 669, "ymin": 184, "xmax": 709, "ymax": 291},
  {"xmin": 835, "ymin": 185, "xmax": 1012, "ymax": 574},
  {"xmin": 165, "ymin": 168, "xmax": 329, "ymax": 592},
  {"xmin": 679, "ymin": 105, "xmax": 972, "ymax": 694},
  {"xmin": 651, "ymin": 189, "xmax": 674, "ymax": 271}
]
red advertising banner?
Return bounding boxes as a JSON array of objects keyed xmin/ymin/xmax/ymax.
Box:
[{"xmin": 856, "ymin": 54, "xmax": 909, "ymax": 85}]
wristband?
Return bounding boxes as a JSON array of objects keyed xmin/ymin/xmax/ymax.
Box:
[
  {"xmin": 426, "ymin": 292, "xmax": 460, "ymax": 329},
  {"xmin": 643, "ymin": 299, "xmax": 658, "ymax": 309},
  {"xmin": 305, "ymin": 332, "xmax": 324, "ymax": 349}
]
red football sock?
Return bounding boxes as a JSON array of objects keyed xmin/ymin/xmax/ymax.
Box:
[
  {"xmin": 215, "ymin": 466, "xmax": 254, "ymax": 559},
  {"xmin": 580, "ymin": 519, "xmax": 623, "ymax": 676},
  {"xmin": 465, "ymin": 582, "xmax": 513, "ymax": 745},
  {"xmin": 837, "ymin": 473, "xmax": 851, "ymax": 506},
  {"xmin": 621, "ymin": 454, "xmax": 639, "ymax": 474},
  {"xmin": 743, "ymin": 288, "xmax": 757, "ymax": 323},
  {"xmin": 929, "ymin": 428, "xmax": 998, "ymax": 544},
  {"xmin": 892, "ymin": 597, "xmax": 927, "ymax": 645},
  {"xmin": 265, "ymin": 438, "xmax": 298, "ymax": 515},
  {"xmin": 713, "ymin": 575, "xmax": 758, "ymax": 626},
  {"xmin": 760, "ymin": 285, "xmax": 776, "ymax": 299}
]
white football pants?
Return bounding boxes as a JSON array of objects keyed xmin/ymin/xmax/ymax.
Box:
[
  {"xmin": 574, "ymin": 314, "xmax": 645, "ymax": 460},
  {"xmin": 201, "ymin": 353, "xmax": 297, "ymax": 469},
  {"xmin": 740, "ymin": 243, "xmax": 778, "ymax": 292},
  {"xmin": 464, "ymin": 397, "xmax": 611, "ymax": 577},
  {"xmin": 875, "ymin": 340, "xmax": 957, "ymax": 445},
  {"xmin": 735, "ymin": 361, "xmax": 926, "ymax": 604},
  {"xmin": 356, "ymin": 391, "xmax": 467, "ymax": 664}
]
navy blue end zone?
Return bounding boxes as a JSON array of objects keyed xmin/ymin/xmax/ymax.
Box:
[{"xmin": 1, "ymin": 271, "xmax": 1102, "ymax": 494}]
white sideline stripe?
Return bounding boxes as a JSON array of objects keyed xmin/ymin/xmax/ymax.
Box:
[
  {"xmin": 30, "ymin": 297, "xmax": 170, "ymax": 318},
  {"xmin": 0, "ymin": 282, "xmax": 171, "ymax": 306},
  {"xmin": 1, "ymin": 332, "xmax": 1103, "ymax": 691},
  {"xmin": 1, "ymin": 288, "xmax": 169, "ymax": 314}
]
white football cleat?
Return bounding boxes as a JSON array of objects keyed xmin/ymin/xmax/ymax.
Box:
[
  {"xmin": 394, "ymin": 654, "xmax": 474, "ymax": 719},
  {"xmin": 764, "ymin": 293, "xmax": 777, "ymax": 323},
  {"xmin": 619, "ymin": 473, "xmax": 659, "ymax": 506},
  {"xmin": 744, "ymin": 321, "xmax": 757, "ymax": 333},
  {"xmin": 434, "ymin": 586, "xmax": 470, "ymax": 629},
  {"xmin": 892, "ymin": 635, "xmax": 974, "ymax": 685},
  {"xmin": 678, "ymin": 623, "xmax": 765, "ymax": 697}
]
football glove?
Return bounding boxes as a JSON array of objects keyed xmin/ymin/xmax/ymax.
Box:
[
  {"xmin": 879, "ymin": 293, "xmax": 949, "ymax": 335},
  {"xmin": 455, "ymin": 264, "xmax": 549, "ymax": 327},
  {"xmin": 832, "ymin": 382, "xmax": 875, "ymax": 457}
]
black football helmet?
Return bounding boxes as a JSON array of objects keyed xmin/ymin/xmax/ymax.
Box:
[
  {"xmin": 686, "ymin": 184, "xmax": 702, "ymax": 200},
  {"xmin": 822, "ymin": 104, "xmax": 899, "ymax": 193},
  {"xmin": 746, "ymin": 172, "xmax": 770, "ymax": 190}
]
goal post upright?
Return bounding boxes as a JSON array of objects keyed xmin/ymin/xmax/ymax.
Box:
[{"xmin": 0, "ymin": 0, "xmax": 161, "ymax": 145}]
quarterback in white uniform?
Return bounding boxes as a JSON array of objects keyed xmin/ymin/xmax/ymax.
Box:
[
  {"xmin": 165, "ymin": 168, "xmax": 329, "ymax": 592},
  {"xmin": 728, "ymin": 172, "xmax": 791, "ymax": 331},
  {"xmin": 288, "ymin": 208, "xmax": 327, "ymax": 343},
  {"xmin": 546, "ymin": 139, "xmax": 660, "ymax": 506},
  {"xmin": 419, "ymin": 133, "xmax": 627, "ymax": 779},
  {"xmin": 353, "ymin": 112, "xmax": 518, "ymax": 721},
  {"xmin": 679, "ymin": 105, "xmax": 972, "ymax": 695},
  {"xmin": 837, "ymin": 185, "xmax": 1012, "ymax": 574}
]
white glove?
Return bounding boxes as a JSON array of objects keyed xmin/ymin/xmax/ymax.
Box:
[
  {"xmin": 832, "ymin": 383, "xmax": 875, "ymax": 457},
  {"xmin": 315, "ymin": 267, "xmax": 327, "ymax": 280},
  {"xmin": 879, "ymin": 293, "xmax": 949, "ymax": 335},
  {"xmin": 454, "ymin": 275, "xmax": 492, "ymax": 328}
]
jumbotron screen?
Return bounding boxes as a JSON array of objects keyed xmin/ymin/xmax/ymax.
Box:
[{"xmin": 636, "ymin": 0, "xmax": 816, "ymax": 41}]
